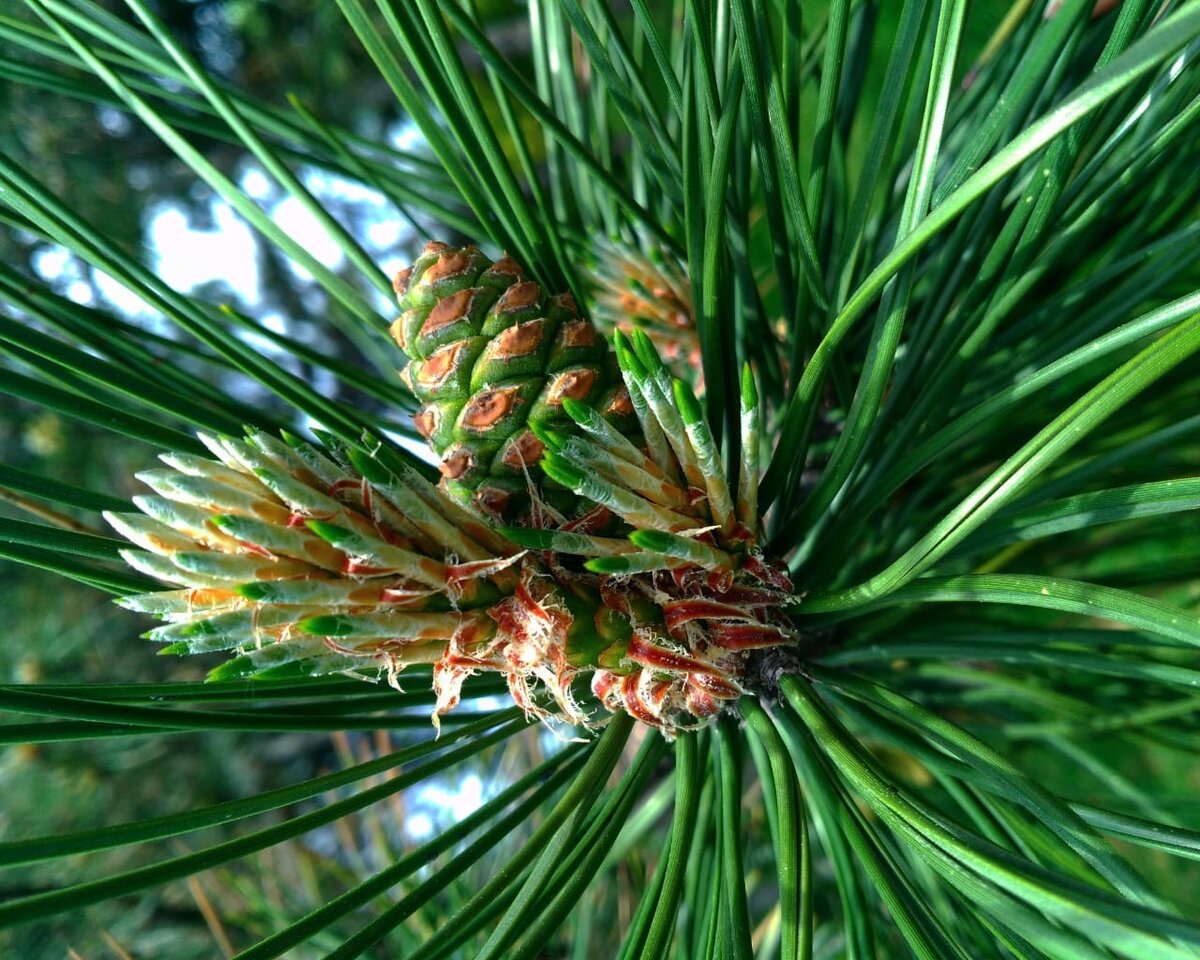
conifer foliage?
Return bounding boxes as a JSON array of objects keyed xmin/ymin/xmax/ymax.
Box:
[{"xmin": 2, "ymin": 0, "xmax": 1200, "ymax": 957}]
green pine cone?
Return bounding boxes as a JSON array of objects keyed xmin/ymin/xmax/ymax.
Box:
[{"xmin": 392, "ymin": 242, "xmax": 637, "ymax": 517}]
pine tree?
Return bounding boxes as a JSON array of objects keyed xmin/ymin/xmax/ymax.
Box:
[{"xmin": 3, "ymin": 1, "xmax": 1200, "ymax": 957}]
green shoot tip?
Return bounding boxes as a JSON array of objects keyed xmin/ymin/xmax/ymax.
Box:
[
  {"xmin": 207, "ymin": 656, "xmax": 255, "ymax": 682},
  {"xmin": 527, "ymin": 420, "xmax": 564, "ymax": 452},
  {"xmin": 612, "ymin": 331, "xmax": 647, "ymax": 379},
  {"xmin": 235, "ymin": 582, "xmax": 273, "ymax": 601},
  {"xmin": 585, "ymin": 556, "xmax": 627, "ymax": 574},
  {"xmin": 630, "ymin": 329, "xmax": 664, "ymax": 371},
  {"xmin": 305, "ymin": 519, "xmax": 350, "ymax": 542},
  {"xmin": 560, "ymin": 396, "xmax": 597, "ymax": 426},
  {"xmin": 741, "ymin": 363, "xmax": 758, "ymax": 409},
  {"xmin": 346, "ymin": 447, "xmax": 389, "ymax": 483},
  {"xmin": 540, "ymin": 454, "xmax": 586, "ymax": 489},
  {"xmin": 298, "ymin": 615, "xmax": 349, "ymax": 637},
  {"xmin": 628, "ymin": 529, "xmax": 673, "ymax": 552},
  {"xmin": 671, "ymin": 379, "xmax": 703, "ymax": 425}
]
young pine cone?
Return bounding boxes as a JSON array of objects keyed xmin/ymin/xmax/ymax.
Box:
[
  {"xmin": 392, "ymin": 242, "xmax": 637, "ymax": 518},
  {"xmin": 584, "ymin": 239, "xmax": 700, "ymax": 383}
]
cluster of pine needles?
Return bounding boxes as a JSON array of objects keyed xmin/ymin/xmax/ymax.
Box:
[{"xmin": 1, "ymin": 0, "xmax": 1200, "ymax": 957}]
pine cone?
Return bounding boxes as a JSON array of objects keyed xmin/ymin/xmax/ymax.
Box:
[
  {"xmin": 392, "ymin": 242, "xmax": 636, "ymax": 517},
  {"xmin": 584, "ymin": 240, "xmax": 699, "ymax": 383}
]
